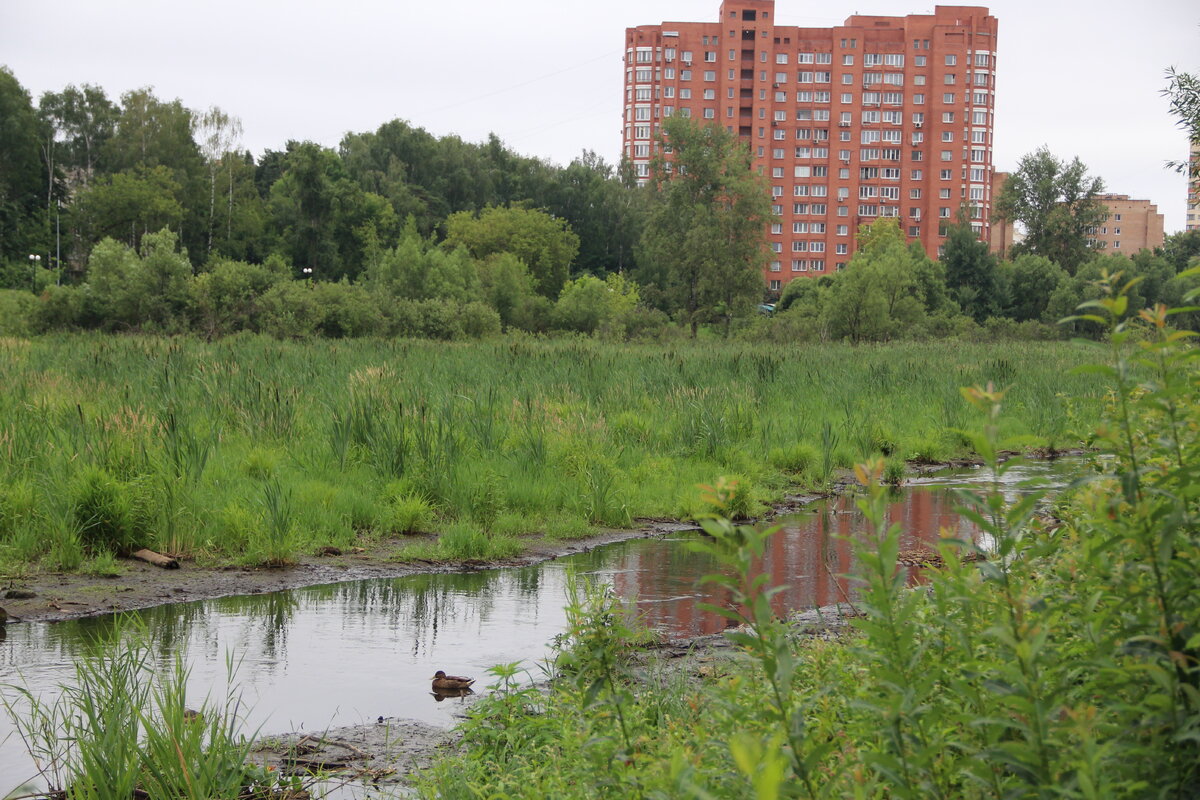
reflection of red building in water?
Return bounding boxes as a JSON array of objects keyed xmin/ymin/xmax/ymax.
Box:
[{"xmin": 610, "ymin": 484, "xmax": 981, "ymax": 637}]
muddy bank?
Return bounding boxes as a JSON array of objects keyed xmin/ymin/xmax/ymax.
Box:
[
  {"xmin": 0, "ymin": 521, "xmax": 702, "ymax": 624},
  {"xmin": 249, "ymin": 717, "xmax": 462, "ymax": 790}
]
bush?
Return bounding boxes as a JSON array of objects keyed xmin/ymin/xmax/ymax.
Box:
[{"xmin": 0, "ymin": 289, "xmax": 38, "ymax": 336}]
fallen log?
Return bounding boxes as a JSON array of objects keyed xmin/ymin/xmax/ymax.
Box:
[{"xmin": 131, "ymin": 549, "xmax": 180, "ymax": 569}]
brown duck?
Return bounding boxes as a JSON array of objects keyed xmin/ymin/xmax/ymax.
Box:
[{"xmin": 431, "ymin": 670, "xmax": 475, "ymax": 691}]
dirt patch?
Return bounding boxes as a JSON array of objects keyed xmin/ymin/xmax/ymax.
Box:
[{"xmin": 0, "ymin": 522, "xmax": 700, "ymax": 625}]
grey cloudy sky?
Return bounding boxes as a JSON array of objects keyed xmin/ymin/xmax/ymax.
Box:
[{"xmin": 2, "ymin": 0, "xmax": 1197, "ymax": 231}]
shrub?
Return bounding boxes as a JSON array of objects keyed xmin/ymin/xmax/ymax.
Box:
[{"xmin": 0, "ymin": 289, "xmax": 38, "ymax": 336}]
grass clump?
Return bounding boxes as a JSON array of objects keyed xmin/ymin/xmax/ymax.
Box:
[{"xmin": 2, "ymin": 619, "xmax": 308, "ymax": 799}]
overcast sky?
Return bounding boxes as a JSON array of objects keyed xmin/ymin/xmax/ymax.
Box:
[{"xmin": 2, "ymin": 0, "xmax": 1197, "ymax": 231}]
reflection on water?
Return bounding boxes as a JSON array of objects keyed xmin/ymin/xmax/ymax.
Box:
[{"xmin": 0, "ymin": 458, "xmax": 1074, "ymax": 794}]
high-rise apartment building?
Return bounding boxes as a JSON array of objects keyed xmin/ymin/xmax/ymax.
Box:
[
  {"xmin": 623, "ymin": 1, "xmax": 998, "ymax": 291},
  {"xmin": 1187, "ymin": 142, "xmax": 1199, "ymax": 232}
]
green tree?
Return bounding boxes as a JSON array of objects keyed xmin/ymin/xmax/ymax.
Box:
[
  {"xmin": 1158, "ymin": 229, "xmax": 1200, "ymax": 273},
  {"xmin": 196, "ymin": 106, "xmax": 243, "ymax": 257},
  {"xmin": 365, "ymin": 218, "xmax": 477, "ymax": 303},
  {"xmin": 475, "ymin": 252, "xmax": 545, "ymax": 331},
  {"xmin": 998, "ymin": 253, "xmax": 1066, "ymax": 322},
  {"xmin": 38, "ymin": 84, "xmax": 118, "ymax": 181},
  {"xmin": 268, "ymin": 142, "xmax": 398, "ymax": 280},
  {"xmin": 104, "ymin": 87, "xmax": 207, "ymax": 258},
  {"xmin": 547, "ymin": 151, "xmax": 641, "ymax": 275},
  {"xmin": 0, "ymin": 67, "xmax": 49, "ymax": 264},
  {"xmin": 824, "ymin": 219, "xmax": 931, "ymax": 342},
  {"xmin": 71, "ymin": 166, "xmax": 184, "ymax": 251},
  {"xmin": 994, "ymin": 147, "xmax": 1108, "ymax": 274},
  {"xmin": 640, "ymin": 116, "xmax": 771, "ymax": 336},
  {"xmin": 941, "ymin": 217, "xmax": 999, "ymax": 322},
  {"xmin": 443, "ymin": 204, "xmax": 579, "ymax": 298}
]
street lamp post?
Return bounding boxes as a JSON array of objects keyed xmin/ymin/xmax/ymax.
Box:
[{"xmin": 28, "ymin": 254, "xmax": 41, "ymax": 291}]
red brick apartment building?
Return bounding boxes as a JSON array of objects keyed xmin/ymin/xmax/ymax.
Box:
[{"xmin": 623, "ymin": 1, "xmax": 999, "ymax": 291}]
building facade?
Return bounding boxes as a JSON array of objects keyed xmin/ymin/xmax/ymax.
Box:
[
  {"xmin": 1187, "ymin": 142, "xmax": 1199, "ymax": 232},
  {"xmin": 623, "ymin": 1, "xmax": 999, "ymax": 291},
  {"xmin": 1087, "ymin": 194, "xmax": 1165, "ymax": 254}
]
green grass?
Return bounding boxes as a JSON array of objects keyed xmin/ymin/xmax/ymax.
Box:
[{"xmin": 0, "ymin": 334, "xmax": 1108, "ymax": 572}]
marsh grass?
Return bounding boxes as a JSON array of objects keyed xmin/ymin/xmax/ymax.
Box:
[
  {"xmin": 1, "ymin": 620, "xmax": 309, "ymax": 799},
  {"xmin": 0, "ymin": 336, "xmax": 1106, "ymax": 572}
]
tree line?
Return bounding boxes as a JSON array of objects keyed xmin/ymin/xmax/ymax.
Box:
[{"xmin": 1, "ymin": 66, "xmax": 1198, "ymax": 342}]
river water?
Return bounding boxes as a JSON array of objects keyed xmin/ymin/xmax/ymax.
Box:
[{"xmin": 0, "ymin": 459, "xmax": 1075, "ymax": 795}]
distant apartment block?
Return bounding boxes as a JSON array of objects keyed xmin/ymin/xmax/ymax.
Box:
[
  {"xmin": 988, "ymin": 169, "xmax": 1015, "ymax": 257},
  {"xmin": 1187, "ymin": 142, "xmax": 1199, "ymax": 232},
  {"xmin": 623, "ymin": 1, "xmax": 999, "ymax": 291},
  {"xmin": 1087, "ymin": 194, "xmax": 1164, "ymax": 254}
]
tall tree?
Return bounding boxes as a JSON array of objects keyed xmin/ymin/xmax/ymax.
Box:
[
  {"xmin": 197, "ymin": 106, "xmax": 243, "ymax": 257},
  {"xmin": 941, "ymin": 216, "xmax": 999, "ymax": 322},
  {"xmin": 993, "ymin": 147, "xmax": 1107, "ymax": 275},
  {"xmin": 70, "ymin": 166, "xmax": 184, "ymax": 251},
  {"xmin": 998, "ymin": 253, "xmax": 1066, "ymax": 322},
  {"xmin": 0, "ymin": 67, "xmax": 48, "ymax": 264},
  {"xmin": 105, "ymin": 88, "xmax": 206, "ymax": 256},
  {"xmin": 824, "ymin": 218, "xmax": 934, "ymax": 342},
  {"xmin": 38, "ymin": 84, "xmax": 117, "ymax": 182},
  {"xmin": 268, "ymin": 142, "xmax": 397, "ymax": 280},
  {"xmin": 639, "ymin": 116, "xmax": 771, "ymax": 336}
]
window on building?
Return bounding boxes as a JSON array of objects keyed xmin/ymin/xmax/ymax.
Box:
[
  {"xmin": 705, "ymin": 51, "xmax": 717, "ymax": 62},
  {"xmin": 942, "ymin": 112, "xmax": 955, "ymax": 123},
  {"xmin": 945, "ymin": 54, "xmax": 957, "ymax": 65},
  {"xmin": 940, "ymin": 170, "xmax": 952, "ymax": 180},
  {"xmin": 704, "ymin": 70, "xmax": 716, "ymax": 81},
  {"xmin": 943, "ymin": 93, "xmax": 956, "ymax": 104},
  {"xmin": 944, "ymin": 73, "xmax": 956, "ymax": 84}
]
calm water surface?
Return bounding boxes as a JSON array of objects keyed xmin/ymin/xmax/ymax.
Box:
[{"xmin": 0, "ymin": 459, "xmax": 1074, "ymax": 794}]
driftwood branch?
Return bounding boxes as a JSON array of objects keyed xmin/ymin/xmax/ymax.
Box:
[{"xmin": 130, "ymin": 549, "xmax": 180, "ymax": 569}]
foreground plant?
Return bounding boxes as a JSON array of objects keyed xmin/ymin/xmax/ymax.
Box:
[{"xmin": 2, "ymin": 619, "xmax": 311, "ymax": 799}]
